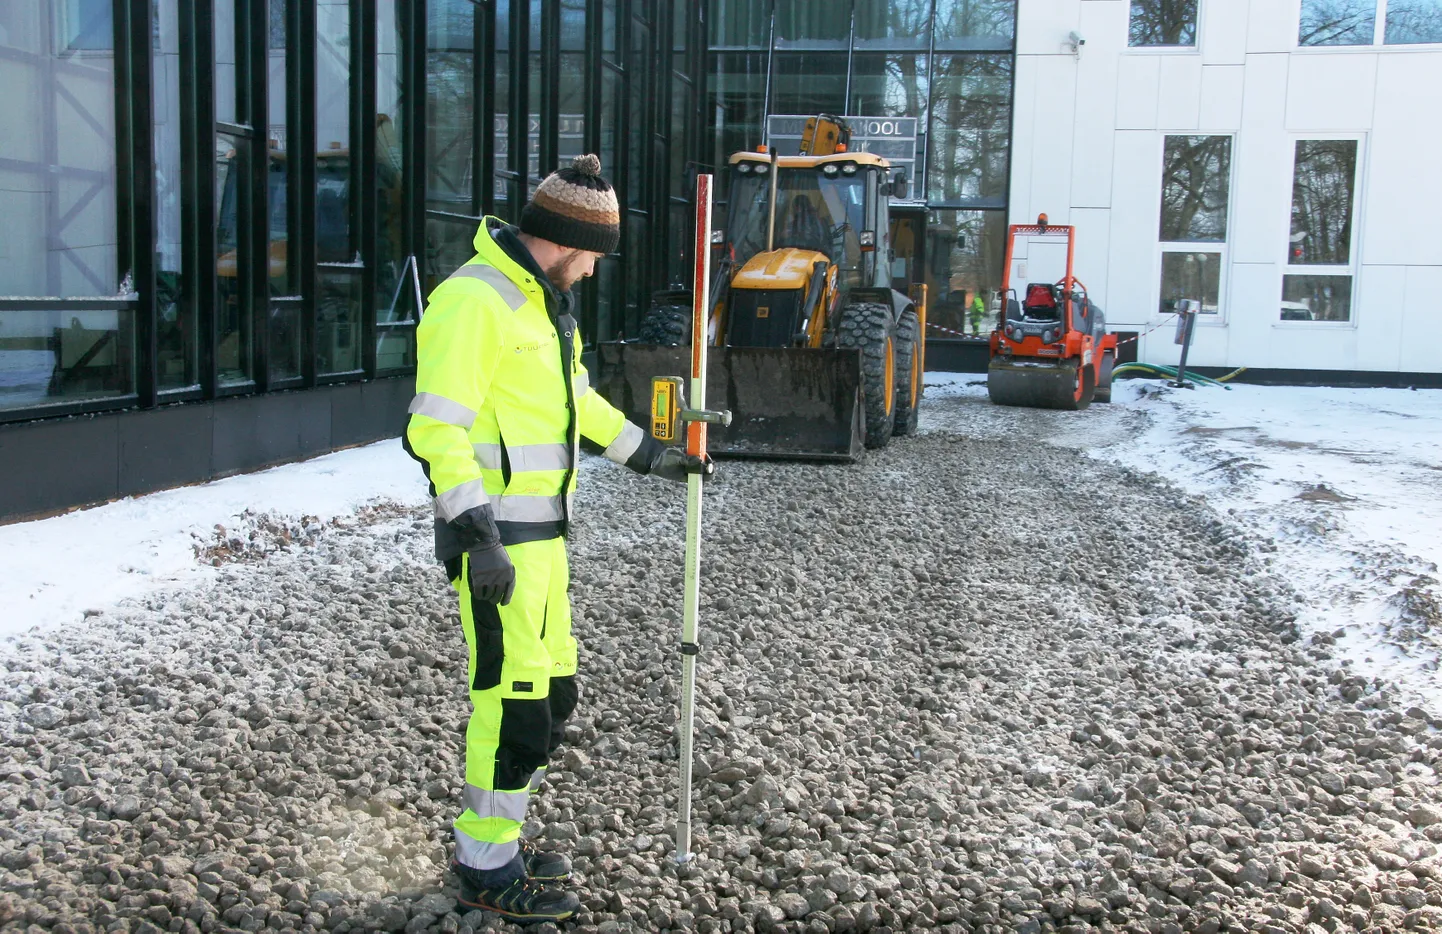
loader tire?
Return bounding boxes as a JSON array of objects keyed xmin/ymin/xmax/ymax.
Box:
[
  {"xmin": 835, "ymin": 301, "xmax": 896, "ymax": 449},
  {"xmin": 892, "ymin": 308, "xmax": 922, "ymax": 437},
  {"xmin": 639, "ymin": 303, "xmax": 691, "ymax": 346}
]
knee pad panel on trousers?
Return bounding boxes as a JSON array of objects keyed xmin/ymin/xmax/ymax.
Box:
[
  {"xmin": 546, "ymin": 675, "xmax": 579, "ymax": 754},
  {"xmin": 494, "ymin": 696, "xmax": 552, "ymax": 790},
  {"xmin": 469, "ymin": 596, "xmax": 505, "ymax": 692}
]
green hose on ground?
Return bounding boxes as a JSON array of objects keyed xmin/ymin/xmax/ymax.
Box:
[{"xmin": 1113, "ymin": 362, "xmax": 1232, "ymax": 389}]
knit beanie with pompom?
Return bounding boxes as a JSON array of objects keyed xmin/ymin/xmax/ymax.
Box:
[{"xmin": 518, "ymin": 154, "xmax": 620, "ymax": 255}]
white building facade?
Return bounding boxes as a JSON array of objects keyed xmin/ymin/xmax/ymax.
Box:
[{"xmin": 1009, "ymin": 0, "xmax": 1442, "ymax": 378}]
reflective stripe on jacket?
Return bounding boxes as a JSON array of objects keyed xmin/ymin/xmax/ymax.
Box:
[{"xmin": 405, "ymin": 217, "xmax": 653, "ymax": 556}]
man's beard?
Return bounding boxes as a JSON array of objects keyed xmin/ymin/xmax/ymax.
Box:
[{"xmin": 545, "ymin": 257, "xmax": 578, "ymax": 291}]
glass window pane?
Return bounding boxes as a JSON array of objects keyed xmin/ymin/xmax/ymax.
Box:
[
  {"xmin": 269, "ymin": 0, "xmax": 293, "ymax": 297},
  {"xmin": 216, "ymin": 135, "xmax": 252, "ymax": 385},
  {"xmin": 0, "ymin": 3, "xmax": 119, "ymax": 299},
  {"xmin": 57, "ymin": 0, "xmax": 113, "ymax": 51},
  {"xmin": 376, "ymin": 327, "xmax": 416, "ymax": 371},
  {"xmin": 318, "ymin": 0, "xmax": 352, "ymax": 254},
  {"xmin": 563, "ymin": 0, "xmax": 586, "ymax": 51},
  {"xmin": 626, "ymin": 213, "xmax": 649, "ymax": 335},
  {"xmin": 1299, "ymin": 0, "xmax": 1377, "ymax": 46},
  {"xmin": 426, "ymin": 217, "xmax": 480, "ymax": 292},
  {"xmin": 1282, "ymin": 274, "xmax": 1352, "ymax": 322},
  {"xmin": 595, "ymin": 256, "xmax": 620, "ymax": 341},
  {"xmin": 0, "ymin": 309, "xmax": 136, "ymax": 413},
  {"xmin": 1385, "ymin": 0, "xmax": 1442, "ymax": 44},
  {"xmin": 1160, "ymin": 136, "xmax": 1232, "ymax": 242},
  {"xmin": 707, "ymin": 52, "xmax": 767, "ymax": 173},
  {"xmin": 855, "ymin": 0, "xmax": 931, "ymax": 48},
  {"xmin": 560, "ymin": 54, "xmax": 587, "ymax": 164},
  {"xmin": 377, "ymin": 0, "xmax": 412, "ymax": 369},
  {"xmin": 603, "ymin": 0, "xmax": 620, "ymax": 62},
  {"xmin": 427, "ymin": 0, "xmax": 476, "ymax": 216},
  {"xmin": 925, "ymin": 210, "xmax": 1008, "ymax": 336},
  {"xmin": 153, "ymin": 0, "xmax": 193, "ymax": 389},
  {"xmin": 849, "ymin": 54, "xmax": 930, "ymax": 119},
  {"xmin": 671, "ymin": 76, "xmax": 693, "ymax": 200},
  {"xmin": 710, "ymin": 0, "xmax": 769, "ymax": 47},
  {"xmin": 934, "ymin": 0, "xmax": 1016, "ymax": 49},
  {"xmin": 666, "ymin": 201, "xmax": 692, "ymax": 290},
  {"xmin": 269, "ymin": 302, "xmax": 303, "ymax": 381},
  {"xmin": 601, "ymin": 66, "xmax": 622, "ymax": 184},
  {"xmin": 770, "ymin": 53, "xmax": 849, "ymax": 119},
  {"xmin": 1129, "ymin": 0, "xmax": 1199, "ymax": 47},
  {"xmin": 1289, "ymin": 140, "xmax": 1357, "ymax": 266},
  {"xmin": 317, "ymin": 269, "xmax": 362, "ymax": 374},
  {"xmin": 529, "ymin": 0, "xmax": 542, "ymax": 180},
  {"xmin": 927, "ymin": 55, "xmax": 1012, "ymax": 206},
  {"xmin": 775, "ymin": 0, "xmax": 849, "ymax": 47},
  {"xmin": 1159, "ymin": 252, "xmax": 1222, "ymax": 316},
  {"xmin": 216, "ymin": 0, "xmax": 238, "ymax": 124},
  {"xmin": 628, "ymin": 19, "xmax": 651, "ymax": 210}
]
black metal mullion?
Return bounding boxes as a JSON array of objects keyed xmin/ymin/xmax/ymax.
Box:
[
  {"xmin": 116, "ymin": 0, "xmax": 157, "ymax": 408},
  {"xmin": 476, "ymin": 0, "xmax": 493, "ymax": 215},
  {"xmin": 541, "ymin": 0, "xmax": 560, "ymax": 176},
  {"xmin": 243, "ymin": 0, "xmax": 270, "ymax": 391},
  {"xmin": 511, "ymin": 0, "xmax": 529, "ymax": 187},
  {"xmin": 182, "ymin": 0, "xmax": 218, "ymax": 398},
  {"xmin": 359, "ymin": 0, "xmax": 379, "ymax": 378},
  {"xmin": 297, "ymin": 0, "xmax": 318, "ymax": 386}
]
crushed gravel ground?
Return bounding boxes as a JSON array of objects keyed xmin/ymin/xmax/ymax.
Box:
[{"xmin": 5, "ymin": 433, "xmax": 1442, "ymax": 934}]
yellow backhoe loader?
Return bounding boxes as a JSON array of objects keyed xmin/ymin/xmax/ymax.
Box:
[{"xmin": 595, "ymin": 116, "xmax": 928, "ymax": 460}]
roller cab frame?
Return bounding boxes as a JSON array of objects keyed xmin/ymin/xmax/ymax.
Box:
[{"xmin": 987, "ymin": 216, "xmax": 1118, "ymax": 410}]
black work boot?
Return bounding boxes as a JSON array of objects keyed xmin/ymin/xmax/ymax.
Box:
[
  {"xmin": 453, "ymin": 859, "xmax": 579, "ymax": 925},
  {"xmin": 520, "ymin": 840, "xmax": 572, "ymax": 881}
]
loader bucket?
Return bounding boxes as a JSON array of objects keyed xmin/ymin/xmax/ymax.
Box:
[
  {"xmin": 987, "ymin": 355, "xmax": 1090, "ymax": 410},
  {"xmin": 594, "ymin": 344, "xmax": 866, "ymax": 461}
]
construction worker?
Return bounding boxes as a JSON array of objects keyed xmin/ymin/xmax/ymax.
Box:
[
  {"xmin": 969, "ymin": 290, "xmax": 987, "ymax": 336},
  {"xmin": 404, "ymin": 154, "xmax": 709, "ymax": 923}
]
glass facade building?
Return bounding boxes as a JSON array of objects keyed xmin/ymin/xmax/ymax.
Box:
[
  {"xmin": 707, "ymin": 0, "xmax": 1018, "ymax": 335},
  {"xmin": 0, "ymin": 0, "xmax": 704, "ymax": 518}
]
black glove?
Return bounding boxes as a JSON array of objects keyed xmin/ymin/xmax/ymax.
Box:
[
  {"xmin": 650, "ymin": 447, "xmax": 715, "ymax": 483},
  {"xmin": 467, "ymin": 541, "xmax": 516, "ymax": 605}
]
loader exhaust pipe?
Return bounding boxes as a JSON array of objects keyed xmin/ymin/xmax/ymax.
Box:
[{"xmin": 765, "ymin": 147, "xmax": 780, "ymax": 253}]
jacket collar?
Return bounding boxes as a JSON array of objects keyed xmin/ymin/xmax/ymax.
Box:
[{"xmin": 476, "ymin": 217, "xmax": 573, "ymax": 319}]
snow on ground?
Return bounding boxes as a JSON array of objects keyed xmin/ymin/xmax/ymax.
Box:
[
  {"xmin": 923, "ymin": 373, "xmax": 1442, "ymax": 712},
  {"xmin": 0, "ymin": 440, "xmax": 429, "ymax": 639}
]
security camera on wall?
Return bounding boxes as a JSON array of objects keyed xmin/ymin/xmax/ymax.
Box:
[{"xmin": 1067, "ymin": 31, "xmax": 1085, "ymax": 56}]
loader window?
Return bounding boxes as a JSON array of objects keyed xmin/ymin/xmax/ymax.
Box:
[{"xmin": 726, "ymin": 166, "xmax": 868, "ymax": 285}]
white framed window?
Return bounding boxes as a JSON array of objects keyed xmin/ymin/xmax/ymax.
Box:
[
  {"xmin": 1155, "ymin": 135, "xmax": 1233, "ymax": 322},
  {"xmin": 1129, "ymin": 0, "xmax": 1202, "ymax": 48},
  {"xmin": 1280, "ymin": 137, "xmax": 1363, "ymax": 324},
  {"xmin": 1297, "ymin": 0, "xmax": 1442, "ymax": 47}
]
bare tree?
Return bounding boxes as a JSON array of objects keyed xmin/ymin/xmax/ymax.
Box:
[
  {"xmin": 1385, "ymin": 0, "xmax": 1442, "ymax": 43},
  {"xmin": 1159, "ymin": 136, "xmax": 1231, "ymax": 241},
  {"xmin": 1290, "ymin": 140, "xmax": 1357, "ymax": 266},
  {"xmin": 1129, "ymin": 0, "xmax": 1199, "ymax": 45},
  {"xmin": 1298, "ymin": 0, "xmax": 1376, "ymax": 45}
]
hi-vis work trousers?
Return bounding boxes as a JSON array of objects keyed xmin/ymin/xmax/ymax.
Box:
[{"xmin": 448, "ymin": 537, "xmax": 579, "ymax": 872}]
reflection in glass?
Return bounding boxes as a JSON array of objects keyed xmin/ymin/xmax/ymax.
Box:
[
  {"xmin": 1129, "ymin": 0, "xmax": 1199, "ymax": 46},
  {"xmin": 849, "ymin": 55, "xmax": 929, "ymax": 120},
  {"xmin": 317, "ymin": 270, "xmax": 362, "ymax": 374},
  {"xmin": 707, "ymin": 53, "xmax": 767, "ymax": 173},
  {"xmin": 1160, "ymin": 136, "xmax": 1231, "ymax": 242},
  {"xmin": 1385, "ymin": 0, "xmax": 1442, "ymax": 44},
  {"xmin": 496, "ymin": 0, "xmax": 512, "ymax": 190},
  {"xmin": 377, "ymin": 0, "xmax": 412, "ymax": 364},
  {"xmin": 1289, "ymin": 140, "xmax": 1357, "ymax": 266},
  {"xmin": 152, "ymin": 0, "xmax": 193, "ymax": 389},
  {"xmin": 1299, "ymin": 0, "xmax": 1376, "ymax": 46},
  {"xmin": 600, "ymin": 67, "xmax": 623, "ymax": 187},
  {"xmin": 560, "ymin": 55, "xmax": 587, "ymax": 165},
  {"xmin": 269, "ymin": 0, "xmax": 293, "ymax": 297},
  {"xmin": 0, "ymin": 309, "xmax": 136, "ymax": 413},
  {"xmin": 1159, "ymin": 252, "xmax": 1221, "ymax": 316},
  {"xmin": 625, "ymin": 213, "xmax": 649, "ymax": 336},
  {"xmin": 1282, "ymin": 275, "xmax": 1352, "ymax": 322},
  {"xmin": 855, "ymin": 0, "xmax": 930, "ymax": 47},
  {"xmin": 934, "ymin": 0, "xmax": 1016, "ymax": 49},
  {"xmin": 317, "ymin": 0, "xmax": 352, "ymax": 255},
  {"xmin": 923, "ymin": 210, "xmax": 1008, "ymax": 335},
  {"xmin": 595, "ymin": 257, "xmax": 620, "ymax": 342},
  {"xmin": 710, "ymin": 0, "xmax": 768, "ymax": 47},
  {"xmin": 603, "ymin": 0, "xmax": 619, "ymax": 61},
  {"xmin": 216, "ymin": 136, "xmax": 252, "ymax": 385},
  {"xmin": 670, "ymin": 76, "xmax": 693, "ymax": 200},
  {"xmin": 216, "ymin": 0, "xmax": 238, "ymax": 124},
  {"xmin": 775, "ymin": 0, "xmax": 849, "ymax": 46},
  {"xmin": 269, "ymin": 303, "xmax": 303, "ymax": 380},
  {"xmin": 927, "ymin": 55, "xmax": 1012, "ymax": 206},
  {"xmin": 427, "ymin": 0, "xmax": 476, "ymax": 216},
  {"xmin": 0, "ymin": 2, "xmax": 119, "ymax": 299},
  {"xmin": 529, "ymin": 0, "xmax": 542, "ymax": 178},
  {"xmin": 426, "ymin": 219, "xmax": 479, "ymax": 292},
  {"xmin": 628, "ymin": 19, "xmax": 651, "ymax": 209},
  {"xmin": 770, "ymin": 53, "xmax": 849, "ymax": 120},
  {"xmin": 563, "ymin": 0, "xmax": 586, "ymax": 51}
]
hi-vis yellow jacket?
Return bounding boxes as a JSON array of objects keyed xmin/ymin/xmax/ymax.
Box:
[{"xmin": 405, "ymin": 218, "xmax": 658, "ymax": 557}]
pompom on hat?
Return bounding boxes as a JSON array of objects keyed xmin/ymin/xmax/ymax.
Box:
[{"xmin": 519, "ymin": 154, "xmax": 620, "ymax": 255}]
